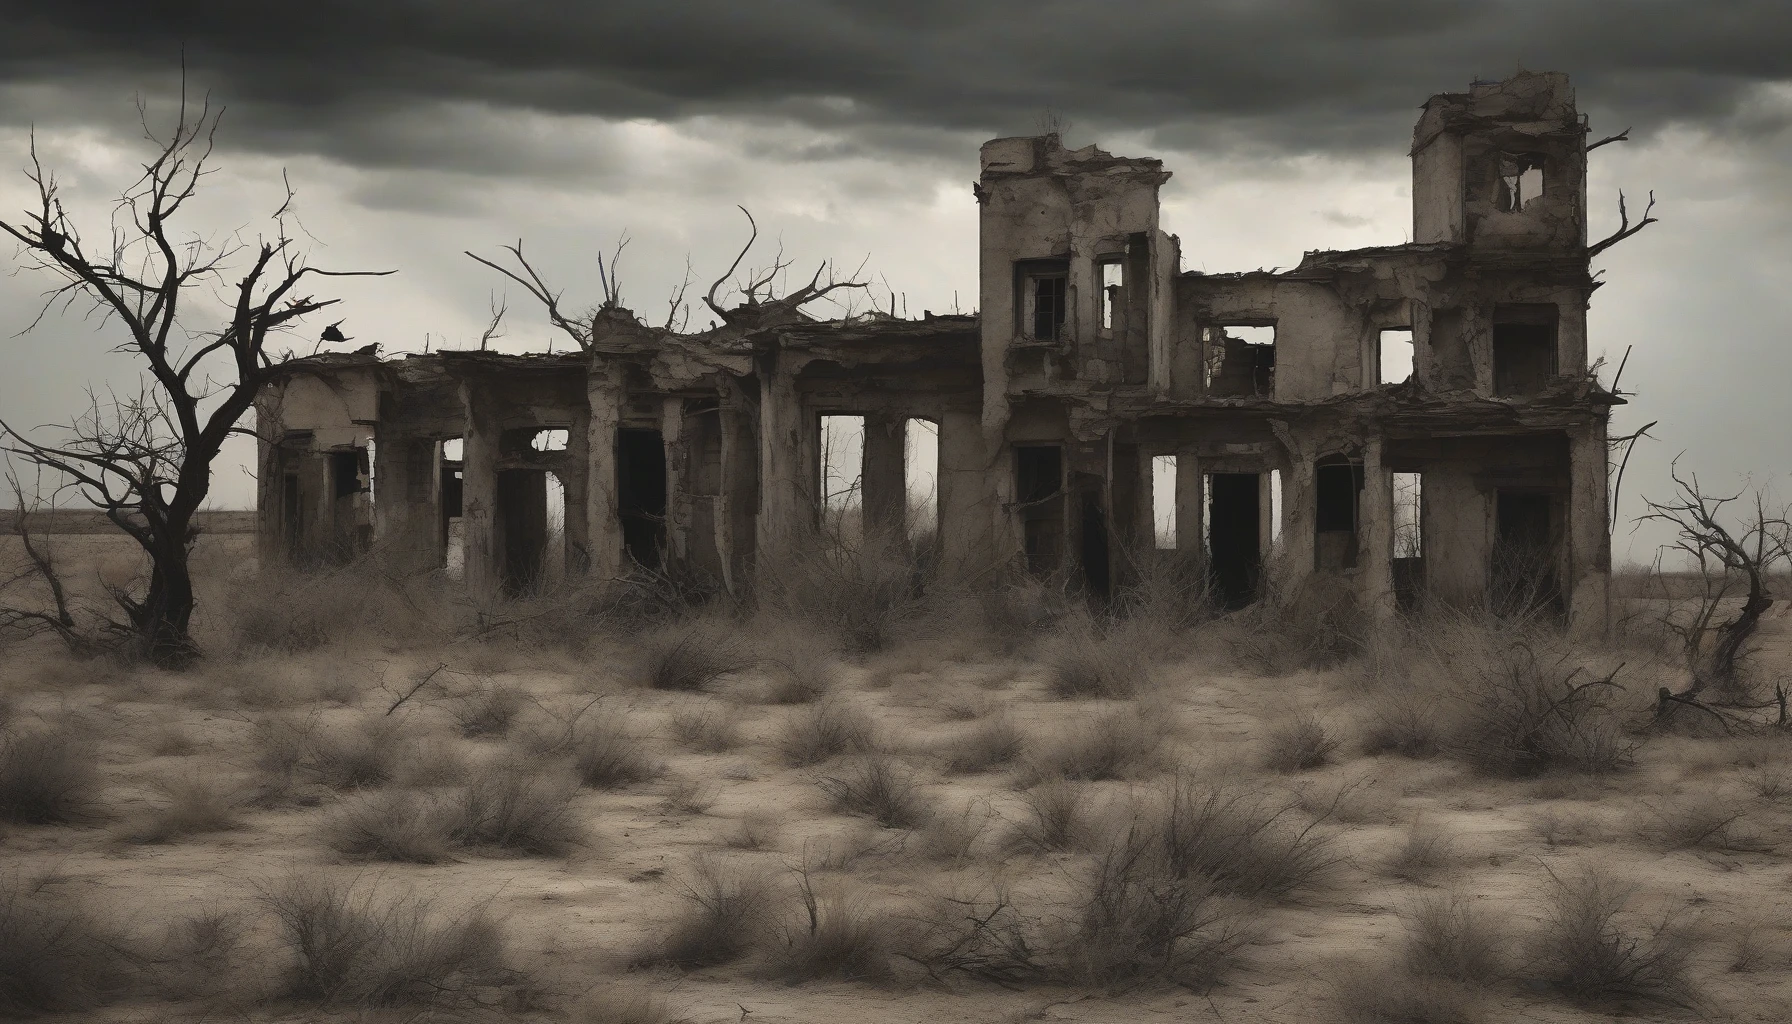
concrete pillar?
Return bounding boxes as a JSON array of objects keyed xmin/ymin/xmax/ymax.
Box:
[
  {"xmin": 373, "ymin": 435, "xmax": 440, "ymax": 572},
  {"xmin": 718, "ymin": 391, "xmax": 756, "ymax": 593},
  {"xmin": 661, "ymin": 397, "xmax": 688, "ymax": 565},
  {"xmin": 459, "ymin": 382, "xmax": 500, "ymax": 596},
  {"xmin": 585, "ymin": 366, "xmax": 623, "ymax": 580},
  {"xmin": 1360, "ymin": 437, "xmax": 1396, "ymax": 619},
  {"xmin": 860, "ymin": 413, "xmax": 908, "ymax": 541},
  {"xmin": 937, "ymin": 409, "xmax": 989, "ymax": 572},
  {"xmin": 757, "ymin": 356, "xmax": 809, "ymax": 564},
  {"xmin": 1135, "ymin": 448, "xmax": 1158, "ymax": 548},
  {"xmin": 1175, "ymin": 451, "xmax": 1202, "ymax": 557},
  {"xmin": 1273, "ymin": 457, "xmax": 1317, "ymax": 597},
  {"xmin": 1567, "ymin": 419, "xmax": 1611, "ymax": 636}
]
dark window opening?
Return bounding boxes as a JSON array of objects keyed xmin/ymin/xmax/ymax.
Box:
[
  {"xmin": 1393, "ymin": 472, "xmax": 1423, "ymax": 611},
  {"xmin": 618, "ymin": 428, "xmax": 667, "ymax": 570},
  {"xmin": 1206, "ymin": 472, "xmax": 1261, "ymax": 609},
  {"xmin": 1204, "ymin": 326, "xmax": 1275, "ymax": 397},
  {"xmin": 1015, "ymin": 445, "xmax": 1064, "ymax": 576},
  {"xmin": 1491, "ymin": 489, "xmax": 1563, "ymax": 618},
  {"xmin": 533, "ymin": 428, "xmax": 569, "ymax": 452},
  {"xmin": 1314, "ymin": 459, "xmax": 1362, "ymax": 571},
  {"xmin": 1496, "ymin": 153, "xmax": 1545, "ymax": 212},
  {"xmin": 1099, "ymin": 259, "xmax": 1124, "ymax": 331},
  {"xmin": 1016, "ymin": 260, "xmax": 1070, "ymax": 343},
  {"xmin": 330, "ymin": 450, "xmax": 363, "ymax": 497},
  {"xmin": 1493, "ymin": 305, "xmax": 1558, "ymax": 397}
]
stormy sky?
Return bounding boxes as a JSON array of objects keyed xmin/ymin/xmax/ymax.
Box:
[{"xmin": 1, "ymin": 1, "xmax": 1789, "ymax": 565}]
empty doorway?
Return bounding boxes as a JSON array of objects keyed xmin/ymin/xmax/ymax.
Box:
[
  {"xmin": 1491, "ymin": 489, "xmax": 1561, "ymax": 616},
  {"xmin": 1207, "ymin": 472, "xmax": 1261, "ymax": 608},
  {"xmin": 618, "ymin": 428, "xmax": 667, "ymax": 569},
  {"xmin": 497, "ymin": 469, "xmax": 549, "ymax": 594}
]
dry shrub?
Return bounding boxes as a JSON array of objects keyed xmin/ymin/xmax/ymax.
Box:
[
  {"xmin": 636, "ymin": 617, "xmax": 749, "ymax": 692},
  {"xmin": 1261, "ymin": 712, "xmax": 1338, "ymax": 772},
  {"xmin": 819, "ymin": 754, "xmax": 930, "ymax": 829},
  {"xmin": 753, "ymin": 532, "xmax": 927, "ymax": 656},
  {"xmin": 1638, "ymin": 796, "xmax": 1768, "ymax": 852},
  {"xmin": 1295, "ymin": 777, "xmax": 1396, "ymax": 826},
  {"xmin": 1385, "ymin": 820, "xmax": 1455, "ymax": 883},
  {"xmin": 637, "ymin": 857, "xmax": 775, "ymax": 969},
  {"xmin": 1360, "ymin": 694, "xmax": 1444, "ymax": 758},
  {"xmin": 763, "ymin": 881, "xmax": 904, "ymax": 984},
  {"xmin": 261, "ymin": 874, "xmax": 518, "ymax": 1007},
  {"xmin": 1527, "ymin": 868, "xmax": 1699, "ymax": 1011},
  {"xmin": 1146, "ymin": 779, "xmax": 1340, "ymax": 901},
  {"xmin": 305, "ymin": 715, "xmax": 408, "ymax": 790},
  {"xmin": 448, "ymin": 765, "xmax": 585, "ymax": 856},
  {"xmin": 940, "ymin": 712, "xmax": 1025, "ymax": 774},
  {"xmin": 397, "ymin": 738, "xmax": 469, "ymax": 787},
  {"xmin": 217, "ymin": 560, "xmax": 470, "ymax": 656},
  {"xmin": 0, "ymin": 873, "xmax": 135, "ymax": 1016},
  {"xmin": 149, "ymin": 909, "xmax": 246, "ymax": 1001},
  {"xmin": 572, "ymin": 718, "xmax": 664, "ymax": 789},
  {"xmin": 754, "ymin": 624, "xmax": 839, "ymax": 704},
  {"xmin": 1406, "ymin": 893, "xmax": 1507, "ymax": 984},
  {"xmin": 1039, "ymin": 613, "xmax": 1152, "ymax": 699},
  {"xmin": 1331, "ymin": 967, "xmax": 1481, "ymax": 1024},
  {"xmin": 1434, "ymin": 626, "xmax": 1635, "ymax": 777},
  {"xmin": 912, "ymin": 801, "xmax": 992, "ymax": 864},
  {"xmin": 328, "ymin": 790, "xmax": 452, "ymax": 863},
  {"xmin": 1528, "ymin": 808, "xmax": 1597, "ymax": 849},
  {"xmin": 1060, "ymin": 832, "xmax": 1251, "ymax": 991},
  {"xmin": 668, "ymin": 704, "xmax": 740, "ymax": 753},
  {"xmin": 1007, "ymin": 781, "xmax": 1092, "ymax": 854},
  {"xmin": 777, "ymin": 700, "xmax": 877, "ymax": 767},
  {"xmin": 117, "ymin": 773, "xmax": 242, "ymax": 844},
  {"xmin": 727, "ymin": 811, "xmax": 779, "ymax": 851},
  {"xmin": 1027, "ymin": 709, "xmax": 1162, "ymax": 782},
  {"xmin": 660, "ymin": 775, "xmax": 717, "ymax": 816},
  {"xmin": 450, "ymin": 681, "xmax": 531, "ymax": 739},
  {"xmin": 0, "ymin": 724, "xmax": 101, "ymax": 824},
  {"xmin": 1217, "ymin": 576, "xmax": 1366, "ymax": 674}
]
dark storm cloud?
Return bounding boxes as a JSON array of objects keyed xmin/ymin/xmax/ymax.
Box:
[{"xmin": 2, "ymin": 1, "xmax": 1790, "ymax": 174}]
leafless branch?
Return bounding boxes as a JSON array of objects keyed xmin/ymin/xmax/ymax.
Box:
[
  {"xmin": 478, "ymin": 292, "xmax": 508, "ymax": 351},
  {"xmin": 1587, "ymin": 189, "xmax": 1658, "ymax": 258},
  {"xmin": 1586, "ymin": 127, "xmax": 1631, "ymax": 153}
]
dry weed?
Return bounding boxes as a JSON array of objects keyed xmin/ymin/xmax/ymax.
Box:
[{"xmin": 777, "ymin": 701, "xmax": 877, "ymax": 767}]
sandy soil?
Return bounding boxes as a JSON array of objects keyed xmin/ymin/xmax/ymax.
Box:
[{"xmin": 4, "ymin": 534, "xmax": 1792, "ymax": 1023}]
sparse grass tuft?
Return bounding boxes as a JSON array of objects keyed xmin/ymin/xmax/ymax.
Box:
[
  {"xmin": 727, "ymin": 811, "xmax": 779, "ymax": 851},
  {"xmin": 0, "ymin": 725, "xmax": 101, "ymax": 825},
  {"xmin": 757, "ymin": 626, "xmax": 839, "ymax": 704},
  {"xmin": 451, "ymin": 681, "xmax": 531, "ymax": 738},
  {"xmin": 448, "ymin": 765, "xmax": 585, "ymax": 856},
  {"xmin": 1332, "ymin": 967, "xmax": 1481, "ymax": 1024},
  {"xmin": 1405, "ymin": 893, "xmax": 1506, "ymax": 984},
  {"xmin": 1360, "ymin": 695, "xmax": 1443, "ymax": 758},
  {"xmin": 1261, "ymin": 712, "xmax": 1338, "ymax": 772},
  {"xmin": 763, "ymin": 889, "xmax": 902, "ymax": 984},
  {"xmin": 574, "ymin": 985, "xmax": 689, "ymax": 1024},
  {"xmin": 1007, "ymin": 781, "xmax": 1092, "ymax": 854},
  {"xmin": 1040, "ymin": 616, "xmax": 1151, "ymax": 699},
  {"xmin": 1384, "ymin": 819, "xmax": 1455, "ymax": 883},
  {"xmin": 260, "ymin": 874, "xmax": 518, "ymax": 1007},
  {"xmin": 327, "ymin": 790, "xmax": 452, "ymax": 863},
  {"xmin": 636, "ymin": 618, "xmax": 749, "ymax": 692},
  {"xmin": 668, "ymin": 704, "xmax": 740, "ymax": 753},
  {"xmin": 1149, "ymin": 780, "xmax": 1340, "ymax": 901},
  {"xmin": 306, "ymin": 715, "xmax": 407, "ymax": 790},
  {"xmin": 660, "ymin": 775, "xmax": 717, "ymax": 816},
  {"xmin": 777, "ymin": 701, "xmax": 877, "ymax": 767},
  {"xmin": 1027, "ymin": 710, "xmax": 1162, "ymax": 782},
  {"xmin": 819, "ymin": 754, "xmax": 930, "ymax": 829},
  {"xmin": 1638, "ymin": 797, "xmax": 1769, "ymax": 852},
  {"xmin": 117, "ymin": 774, "xmax": 242, "ymax": 844},
  {"xmin": 940, "ymin": 713, "xmax": 1024, "ymax": 774},
  {"xmin": 638, "ymin": 858, "xmax": 774, "ymax": 969},
  {"xmin": 572, "ymin": 719, "xmax": 664, "ymax": 789},
  {"xmin": 1528, "ymin": 867, "xmax": 1698, "ymax": 1011}
]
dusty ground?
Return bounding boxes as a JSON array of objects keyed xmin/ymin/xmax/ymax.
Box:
[{"xmin": 4, "ymin": 533, "xmax": 1792, "ymax": 1023}]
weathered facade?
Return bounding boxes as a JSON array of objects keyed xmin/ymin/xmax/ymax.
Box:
[{"xmin": 258, "ymin": 71, "xmax": 1619, "ymax": 630}]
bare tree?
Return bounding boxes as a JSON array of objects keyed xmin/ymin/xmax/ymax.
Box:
[
  {"xmin": 0, "ymin": 85, "xmax": 392, "ymax": 667},
  {"xmin": 1587, "ymin": 189, "xmax": 1658, "ymax": 259},
  {"xmin": 1640, "ymin": 461, "xmax": 1792, "ymax": 701}
]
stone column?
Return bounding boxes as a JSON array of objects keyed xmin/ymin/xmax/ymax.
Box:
[
  {"xmin": 660, "ymin": 397, "xmax": 688, "ymax": 565},
  {"xmin": 860, "ymin": 413, "xmax": 908, "ymax": 543},
  {"xmin": 372, "ymin": 435, "xmax": 440, "ymax": 572},
  {"xmin": 937, "ymin": 409, "xmax": 989, "ymax": 572},
  {"xmin": 1360, "ymin": 437, "xmax": 1396, "ymax": 620},
  {"xmin": 717, "ymin": 387, "xmax": 757, "ymax": 593},
  {"xmin": 1567, "ymin": 418, "xmax": 1611, "ymax": 637},
  {"xmin": 756, "ymin": 355, "xmax": 808, "ymax": 566},
  {"xmin": 459, "ymin": 381, "xmax": 500, "ymax": 596},
  {"xmin": 584, "ymin": 364, "xmax": 623, "ymax": 580},
  {"xmin": 1175, "ymin": 450, "xmax": 1202, "ymax": 557},
  {"xmin": 1135, "ymin": 447, "xmax": 1158, "ymax": 549}
]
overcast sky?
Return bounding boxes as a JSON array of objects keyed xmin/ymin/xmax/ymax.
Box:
[{"xmin": 1, "ymin": 1, "xmax": 1788, "ymax": 566}]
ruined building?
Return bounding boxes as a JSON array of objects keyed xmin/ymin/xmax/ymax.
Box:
[{"xmin": 258, "ymin": 71, "xmax": 1619, "ymax": 630}]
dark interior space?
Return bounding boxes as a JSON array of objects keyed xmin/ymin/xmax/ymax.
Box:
[
  {"xmin": 1491, "ymin": 488, "xmax": 1563, "ymax": 616},
  {"xmin": 281, "ymin": 474, "xmax": 302, "ymax": 560},
  {"xmin": 618, "ymin": 427, "xmax": 668, "ymax": 569},
  {"xmin": 1075, "ymin": 474, "xmax": 1110, "ymax": 600},
  {"xmin": 496, "ymin": 468, "xmax": 548, "ymax": 595},
  {"xmin": 1492, "ymin": 305, "xmax": 1557, "ymax": 397},
  {"xmin": 1208, "ymin": 472, "xmax": 1261, "ymax": 609},
  {"xmin": 1313, "ymin": 460, "xmax": 1362, "ymax": 570},
  {"xmin": 440, "ymin": 444, "xmax": 464, "ymax": 562},
  {"xmin": 1014, "ymin": 444, "xmax": 1064, "ymax": 575}
]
